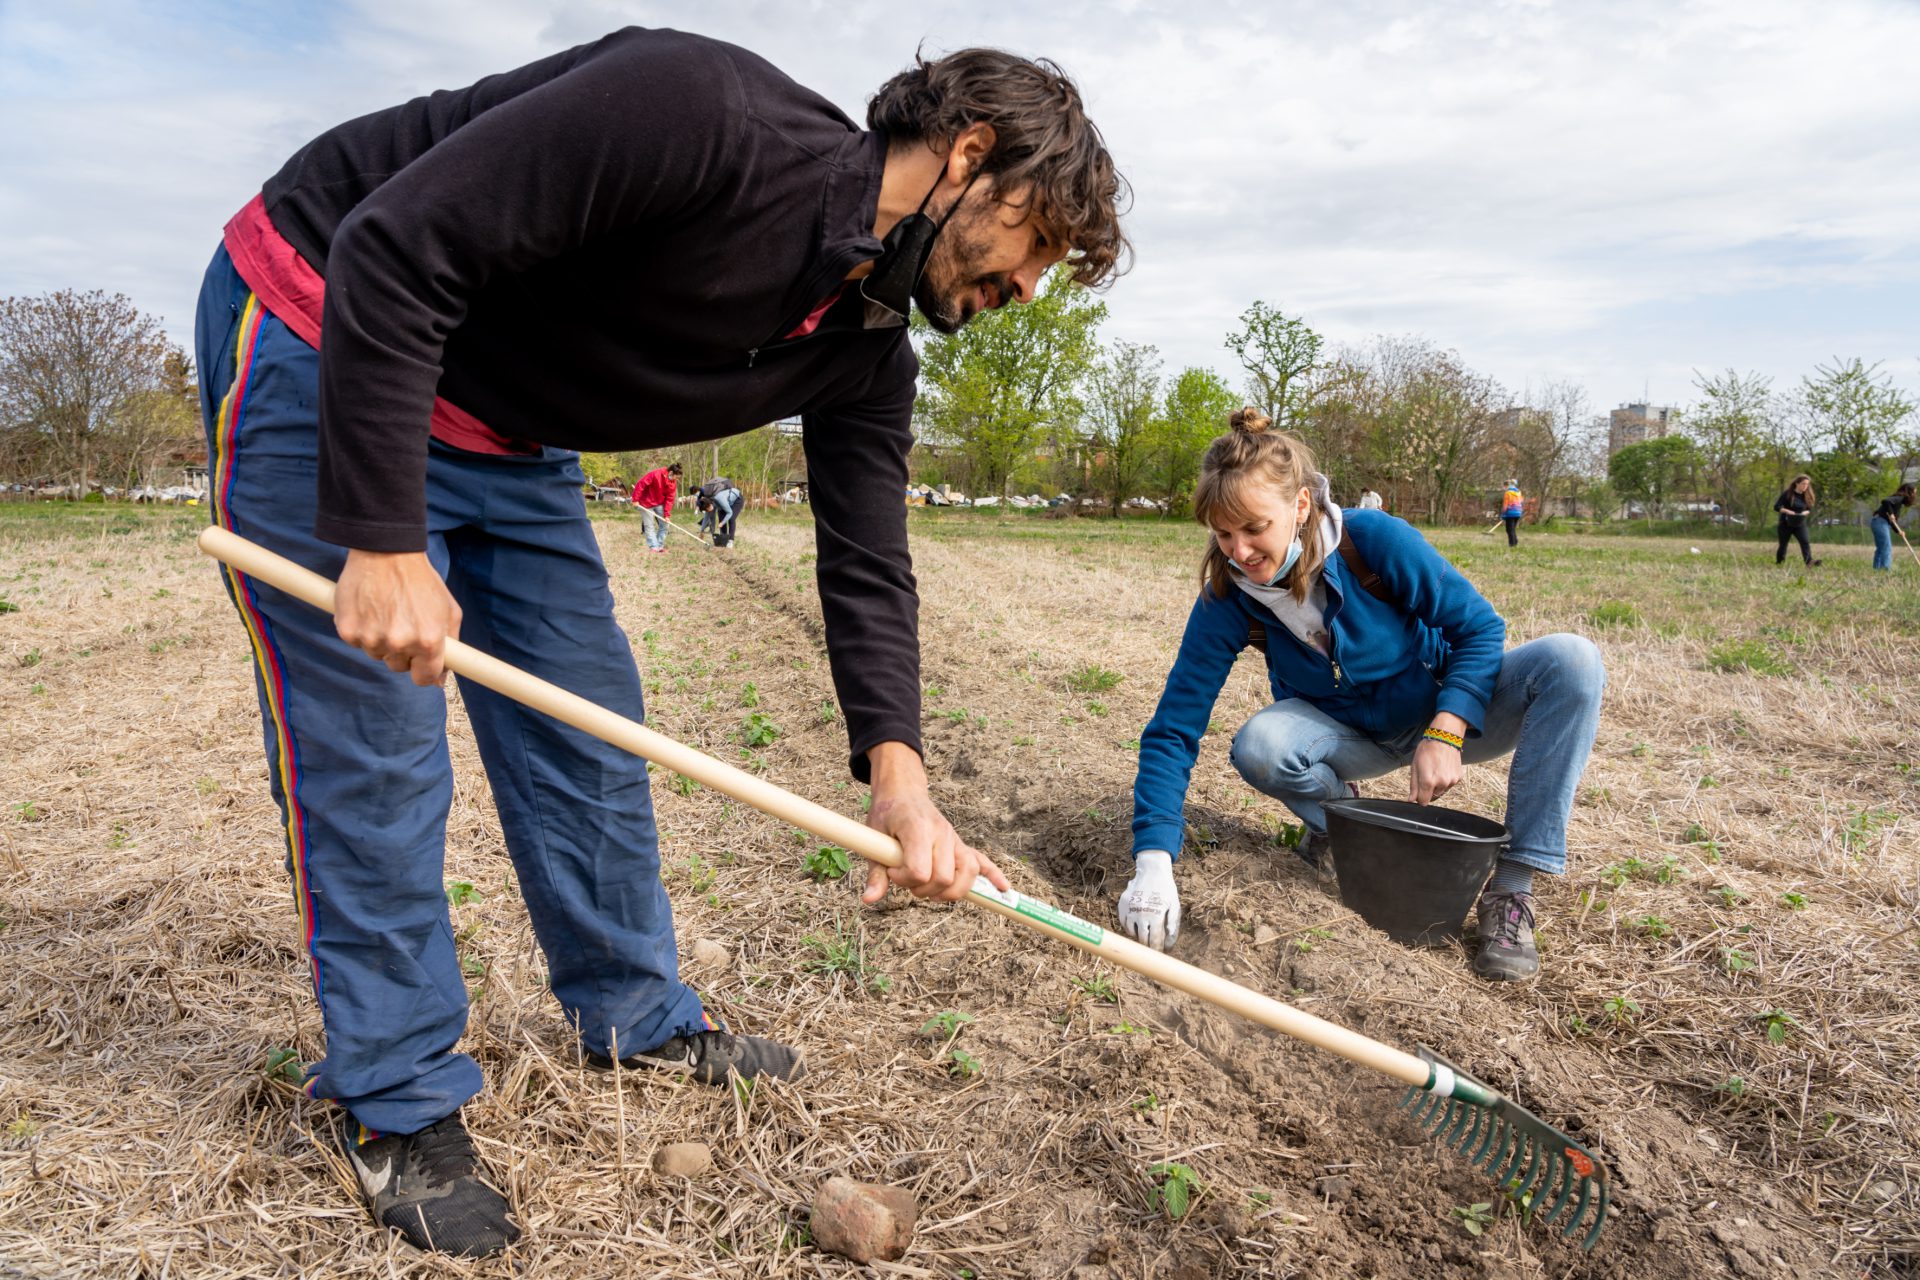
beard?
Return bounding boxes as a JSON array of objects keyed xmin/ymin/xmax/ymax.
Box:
[{"xmin": 913, "ymin": 201, "xmax": 1015, "ymax": 334}]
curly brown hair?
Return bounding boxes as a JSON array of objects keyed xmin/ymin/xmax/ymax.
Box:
[{"xmin": 867, "ymin": 47, "xmax": 1131, "ymax": 288}]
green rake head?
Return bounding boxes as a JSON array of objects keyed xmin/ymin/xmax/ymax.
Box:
[{"xmin": 1401, "ymin": 1045, "xmax": 1610, "ymax": 1250}]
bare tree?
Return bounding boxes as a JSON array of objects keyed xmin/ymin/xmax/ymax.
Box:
[
  {"xmin": 0, "ymin": 290, "xmax": 183, "ymax": 490},
  {"xmin": 1223, "ymin": 301, "xmax": 1323, "ymax": 429}
]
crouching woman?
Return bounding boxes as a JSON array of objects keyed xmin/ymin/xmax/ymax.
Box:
[{"xmin": 1118, "ymin": 410, "xmax": 1606, "ymax": 982}]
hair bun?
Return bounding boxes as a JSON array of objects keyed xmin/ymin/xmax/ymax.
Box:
[{"xmin": 1230, "ymin": 406, "xmax": 1272, "ymax": 434}]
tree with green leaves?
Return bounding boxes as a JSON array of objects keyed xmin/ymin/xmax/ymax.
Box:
[
  {"xmin": 1223, "ymin": 301, "xmax": 1323, "ymax": 428},
  {"xmin": 1148, "ymin": 366, "xmax": 1238, "ymax": 511},
  {"xmin": 1685, "ymin": 369, "xmax": 1772, "ymax": 529},
  {"xmin": 1608, "ymin": 434, "xmax": 1697, "ymax": 525},
  {"xmin": 1084, "ymin": 341, "xmax": 1162, "ymax": 516},
  {"xmin": 914, "ymin": 268, "xmax": 1105, "ymax": 499},
  {"xmin": 1801, "ymin": 358, "xmax": 1914, "ymax": 465}
]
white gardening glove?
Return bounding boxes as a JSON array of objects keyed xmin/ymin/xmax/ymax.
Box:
[{"xmin": 1118, "ymin": 850, "xmax": 1181, "ymax": 951}]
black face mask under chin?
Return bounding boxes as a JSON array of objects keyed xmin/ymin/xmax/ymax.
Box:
[{"xmin": 860, "ymin": 170, "xmax": 980, "ymax": 329}]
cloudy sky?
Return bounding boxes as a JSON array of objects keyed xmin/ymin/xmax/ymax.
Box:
[{"xmin": 3, "ymin": 0, "xmax": 1916, "ymax": 418}]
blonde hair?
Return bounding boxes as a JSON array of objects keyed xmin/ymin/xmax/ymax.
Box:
[{"xmin": 1193, "ymin": 407, "xmax": 1328, "ymax": 604}]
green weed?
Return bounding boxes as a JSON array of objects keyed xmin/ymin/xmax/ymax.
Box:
[
  {"xmin": 1068, "ymin": 664, "xmax": 1122, "ymax": 694},
  {"xmin": 1587, "ymin": 600, "xmax": 1639, "ymax": 628},
  {"xmin": 803, "ymin": 844, "xmax": 850, "ymax": 882},
  {"xmin": 1707, "ymin": 638, "xmax": 1791, "ymax": 676},
  {"xmin": 1756, "ymin": 1008, "xmax": 1797, "ymax": 1044},
  {"xmin": 1071, "ymin": 972, "xmax": 1119, "ymax": 1003},
  {"xmin": 445, "ymin": 880, "xmax": 479, "ymax": 907},
  {"xmin": 1451, "ymin": 1201, "xmax": 1496, "ymax": 1237},
  {"xmin": 1147, "ymin": 1161, "xmax": 1202, "ymax": 1220},
  {"xmin": 740, "ymin": 712, "xmax": 781, "ymax": 747}
]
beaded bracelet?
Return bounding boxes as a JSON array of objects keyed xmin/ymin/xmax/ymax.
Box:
[{"xmin": 1422, "ymin": 727, "xmax": 1465, "ymax": 750}]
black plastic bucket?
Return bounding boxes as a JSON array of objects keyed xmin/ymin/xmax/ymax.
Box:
[{"xmin": 1323, "ymin": 798, "xmax": 1508, "ymax": 947}]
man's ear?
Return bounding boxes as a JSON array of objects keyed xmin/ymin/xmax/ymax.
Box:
[{"xmin": 945, "ymin": 122, "xmax": 997, "ymax": 185}]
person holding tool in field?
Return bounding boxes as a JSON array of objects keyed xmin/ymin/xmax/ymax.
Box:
[
  {"xmin": 1870, "ymin": 482, "xmax": 1915, "ymax": 572},
  {"xmin": 1774, "ymin": 473, "xmax": 1820, "ymax": 566},
  {"xmin": 194, "ymin": 27, "xmax": 1127, "ymax": 1257},
  {"xmin": 1117, "ymin": 410, "xmax": 1604, "ymax": 983},
  {"xmin": 697, "ymin": 475, "xmax": 743, "ymax": 547},
  {"xmin": 1500, "ymin": 478, "xmax": 1524, "ymax": 546},
  {"xmin": 631, "ymin": 461, "xmax": 682, "ymax": 553}
]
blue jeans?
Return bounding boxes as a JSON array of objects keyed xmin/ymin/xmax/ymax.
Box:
[
  {"xmin": 1872, "ymin": 516, "xmax": 1893, "ymax": 570},
  {"xmin": 642, "ymin": 503, "xmax": 669, "ymax": 550},
  {"xmin": 195, "ymin": 247, "xmax": 705, "ymax": 1135},
  {"xmin": 1228, "ymin": 634, "xmax": 1605, "ymax": 876}
]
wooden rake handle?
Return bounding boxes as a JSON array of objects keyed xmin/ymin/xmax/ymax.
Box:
[{"xmin": 198, "ymin": 525, "xmax": 1434, "ymax": 1089}]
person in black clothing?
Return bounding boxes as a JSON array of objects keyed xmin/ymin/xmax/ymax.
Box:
[
  {"xmin": 1871, "ymin": 482, "xmax": 1917, "ymax": 571},
  {"xmin": 1774, "ymin": 473, "xmax": 1819, "ymax": 566},
  {"xmin": 194, "ymin": 29, "xmax": 1128, "ymax": 1257},
  {"xmin": 697, "ymin": 476, "xmax": 744, "ymax": 546}
]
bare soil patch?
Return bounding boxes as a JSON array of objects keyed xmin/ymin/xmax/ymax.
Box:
[{"xmin": 1, "ymin": 506, "xmax": 1915, "ymax": 1277}]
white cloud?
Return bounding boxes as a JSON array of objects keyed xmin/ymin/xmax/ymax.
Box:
[{"xmin": 2, "ymin": 0, "xmax": 1915, "ymax": 413}]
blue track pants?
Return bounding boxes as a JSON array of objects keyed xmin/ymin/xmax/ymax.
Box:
[{"xmin": 195, "ymin": 246, "xmax": 705, "ymax": 1136}]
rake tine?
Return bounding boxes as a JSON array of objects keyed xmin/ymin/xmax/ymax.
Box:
[
  {"xmin": 1455, "ymin": 1101, "xmax": 1489, "ymax": 1157},
  {"xmin": 1536, "ymin": 1150, "xmax": 1572, "ymax": 1225},
  {"xmin": 1561, "ymin": 1169, "xmax": 1595, "ymax": 1240},
  {"xmin": 1439, "ymin": 1099, "xmax": 1475, "ymax": 1146},
  {"xmin": 1468, "ymin": 1111, "xmax": 1505, "ymax": 1168},
  {"xmin": 1582, "ymin": 1179, "xmax": 1609, "ymax": 1250},
  {"xmin": 1415, "ymin": 1093, "xmax": 1450, "ymax": 1131}
]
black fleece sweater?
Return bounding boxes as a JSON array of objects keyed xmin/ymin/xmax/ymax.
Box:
[{"xmin": 259, "ymin": 27, "xmax": 921, "ymax": 774}]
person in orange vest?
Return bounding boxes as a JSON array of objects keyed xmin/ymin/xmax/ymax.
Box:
[
  {"xmin": 1500, "ymin": 479, "xmax": 1524, "ymax": 547},
  {"xmin": 631, "ymin": 462, "xmax": 682, "ymax": 552}
]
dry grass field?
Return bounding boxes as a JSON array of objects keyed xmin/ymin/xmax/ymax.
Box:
[{"xmin": 1, "ymin": 503, "xmax": 1916, "ymax": 1279}]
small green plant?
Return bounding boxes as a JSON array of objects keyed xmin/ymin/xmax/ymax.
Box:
[
  {"xmin": 1716, "ymin": 1075, "xmax": 1746, "ymax": 1097},
  {"xmin": 1635, "ymin": 915, "xmax": 1672, "ymax": 939},
  {"xmin": 920, "ymin": 1009, "xmax": 975, "ymax": 1040},
  {"xmin": 740, "ymin": 712, "xmax": 781, "ymax": 748},
  {"xmin": 1451, "ymin": 1201, "xmax": 1496, "ymax": 1237},
  {"xmin": 1067, "ymin": 663, "xmax": 1122, "ymax": 694},
  {"xmin": 801, "ymin": 922, "xmax": 886, "ymax": 993},
  {"xmin": 1630, "ymin": 740, "xmax": 1652, "ymax": 758},
  {"xmin": 922, "ymin": 684, "xmax": 943, "ymax": 699},
  {"xmin": 680, "ymin": 855, "xmax": 715, "ymax": 893},
  {"xmin": 1587, "ymin": 600, "xmax": 1639, "ymax": 628},
  {"xmin": 444, "ymin": 880, "xmax": 479, "ymax": 907},
  {"xmin": 19, "ymin": 648, "xmax": 41, "ymax": 668},
  {"xmin": 1781, "ymin": 891, "xmax": 1807, "ymax": 910},
  {"xmin": 1071, "ymin": 972, "xmax": 1118, "ymax": 1003},
  {"xmin": 1714, "ymin": 885, "xmax": 1743, "ymax": 906},
  {"xmin": 1132, "ymin": 1091, "xmax": 1160, "ymax": 1112},
  {"xmin": 1566, "ymin": 1013, "xmax": 1593, "ymax": 1036},
  {"xmin": 1756, "ymin": 1008, "xmax": 1797, "ymax": 1044},
  {"xmin": 803, "ymin": 844, "xmax": 850, "ymax": 882},
  {"xmin": 1840, "ymin": 808, "xmax": 1895, "ymax": 855},
  {"xmin": 946, "ymin": 1048, "xmax": 982, "ymax": 1078},
  {"xmin": 739, "ymin": 682, "xmax": 760, "ymax": 708},
  {"xmin": 1721, "ymin": 947, "xmax": 1755, "ymax": 976},
  {"xmin": 265, "ymin": 1047, "xmax": 305, "ymax": 1084},
  {"xmin": 818, "ymin": 699, "xmax": 838, "ymax": 724},
  {"xmin": 0, "ymin": 598, "xmax": 17, "ymax": 615},
  {"xmin": 4, "ymin": 1116, "xmax": 38, "ymax": 1140},
  {"xmin": 1602, "ymin": 995, "xmax": 1641, "ymax": 1027},
  {"xmin": 1707, "ymin": 638, "xmax": 1791, "ymax": 677},
  {"xmin": 1147, "ymin": 1162, "xmax": 1202, "ymax": 1220},
  {"xmin": 670, "ymin": 773, "xmax": 699, "ymax": 798},
  {"xmin": 461, "ymin": 955, "xmax": 488, "ymax": 978},
  {"xmin": 1085, "ymin": 700, "xmax": 1107, "ymax": 717}
]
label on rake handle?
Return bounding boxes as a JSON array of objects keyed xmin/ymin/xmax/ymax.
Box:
[{"xmin": 972, "ymin": 880, "xmax": 1105, "ymax": 946}]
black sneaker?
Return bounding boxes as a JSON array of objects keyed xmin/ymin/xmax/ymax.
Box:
[
  {"xmin": 586, "ymin": 1030, "xmax": 804, "ymax": 1085},
  {"xmin": 341, "ymin": 1112, "xmax": 518, "ymax": 1257},
  {"xmin": 1473, "ymin": 890, "xmax": 1540, "ymax": 982}
]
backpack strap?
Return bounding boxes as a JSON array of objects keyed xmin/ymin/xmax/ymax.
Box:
[{"xmin": 1242, "ymin": 526, "xmax": 1394, "ymax": 653}]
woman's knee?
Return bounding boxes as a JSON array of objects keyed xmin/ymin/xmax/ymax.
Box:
[
  {"xmin": 1230, "ymin": 711, "xmax": 1318, "ymax": 791},
  {"xmin": 1533, "ymin": 633, "xmax": 1606, "ymax": 699}
]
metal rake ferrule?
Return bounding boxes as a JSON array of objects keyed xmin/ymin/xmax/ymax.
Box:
[{"xmin": 1400, "ymin": 1045, "xmax": 1610, "ymax": 1251}]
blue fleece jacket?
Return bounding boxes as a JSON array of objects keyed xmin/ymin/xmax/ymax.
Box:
[{"xmin": 1131, "ymin": 509, "xmax": 1506, "ymax": 858}]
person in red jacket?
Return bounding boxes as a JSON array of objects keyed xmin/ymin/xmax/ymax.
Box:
[{"xmin": 632, "ymin": 462, "xmax": 681, "ymax": 552}]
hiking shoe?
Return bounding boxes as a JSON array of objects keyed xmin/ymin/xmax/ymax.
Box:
[
  {"xmin": 1473, "ymin": 890, "xmax": 1539, "ymax": 982},
  {"xmin": 1294, "ymin": 829, "xmax": 1337, "ymax": 884},
  {"xmin": 341, "ymin": 1112, "xmax": 518, "ymax": 1257},
  {"xmin": 586, "ymin": 1030, "xmax": 804, "ymax": 1085}
]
